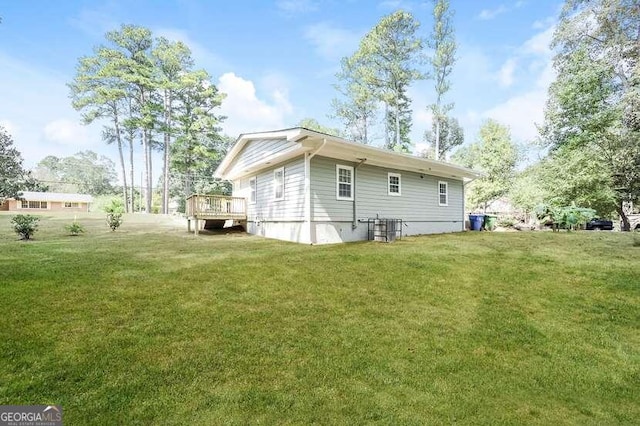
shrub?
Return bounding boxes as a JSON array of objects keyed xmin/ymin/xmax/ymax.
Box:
[
  {"xmin": 104, "ymin": 198, "xmax": 125, "ymax": 214},
  {"xmin": 11, "ymin": 214, "xmax": 39, "ymax": 240},
  {"xmin": 65, "ymin": 221, "xmax": 85, "ymax": 236},
  {"xmin": 106, "ymin": 213, "xmax": 123, "ymax": 231},
  {"xmin": 104, "ymin": 198, "xmax": 124, "ymax": 231},
  {"xmin": 497, "ymin": 216, "xmax": 518, "ymax": 228}
]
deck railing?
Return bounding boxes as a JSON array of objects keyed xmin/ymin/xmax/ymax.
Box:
[{"xmin": 186, "ymin": 194, "xmax": 247, "ymax": 219}]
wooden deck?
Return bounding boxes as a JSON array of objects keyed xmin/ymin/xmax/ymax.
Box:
[{"xmin": 186, "ymin": 194, "xmax": 247, "ymax": 235}]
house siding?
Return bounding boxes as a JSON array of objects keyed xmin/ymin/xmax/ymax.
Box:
[
  {"xmin": 233, "ymin": 156, "xmax": 305, "ymax": 222},
  {"xmin": 226, "ymin": 138, "xmax": 298, "ymax": 179},
  {"xmin": 310, "ymin": 155, "xmax": 463, "ymax": 243}
]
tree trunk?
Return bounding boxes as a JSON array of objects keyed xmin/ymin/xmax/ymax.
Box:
[
  {"xmin": 162, "ymin": 89, "xmax": 171, "ymax": 215},
  {"xmin": 141, "ymin": 130, "xmax": 149, "ymax": 213},
  {"xmin": 384, "ymin": 103, "xmax": 390, "ymax": 149},
  {"xmin": 146, "ymin": 130, "xmax": 153, "ymax": 213},
  {"xmin": 129, "ymin": 137, "xmax": 135, "ymax": 212},
  {"xmin": 363, "ymin": 115, "xmax": 368, "ymax": 145},
  {"xmin": 113, "ymin": 114, "xmax": 129, "ymax": 213},
  {"xmin": 395, "ymin": 101, "xmax": 400, "ymax": 150},
  {"xmin": 618, "ymin": 202, "xmax": 630, "ymax": 231},
  {"xmin": 435, "ymin": 113, "xmax": 441, "ymax": 161}
]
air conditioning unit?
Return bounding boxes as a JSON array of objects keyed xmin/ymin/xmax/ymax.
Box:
[{"xmin": 368, "ymin": 218, "xmax": 402, "ymax": 242}]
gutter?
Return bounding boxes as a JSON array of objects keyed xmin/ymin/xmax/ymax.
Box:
[
  {"xmin": 308, "ymin": 138, "xmax": 327, "ymax": 161},
  {"xmin": 353, "ymin": 158, "xmax": 367, "ymax": 230}
]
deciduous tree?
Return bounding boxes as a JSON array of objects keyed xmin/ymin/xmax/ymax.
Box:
[
  {"xmin": 423, "ymin": 116, "xmax": 463, "ymax": 159},
  {"xmin": 451, "ymin": 120, "xmax": 519, "ymax": 211},
  {"xmin": 0, "ymin": 126, "xmax": 43, "ymax": 201},
  {"xmin": 540, "ymin": 0, "xmax": 640, "ymax": 229}
]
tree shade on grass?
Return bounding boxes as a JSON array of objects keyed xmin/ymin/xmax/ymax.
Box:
[{"xmin": 0, "ymin": 213, "xmax": 638, "ymax": 424}]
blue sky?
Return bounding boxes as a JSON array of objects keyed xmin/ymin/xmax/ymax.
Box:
[{"xmin": 0, "ymin": 0, "xmax": 561, "ymax": 171}]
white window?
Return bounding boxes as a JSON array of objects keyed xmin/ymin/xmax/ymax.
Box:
[
  {"xmin": 64, "ymin": 202, "xmax": 79, "ymax": 208},
  {"xmin": 438, "ymin": 181, "xmax": 448, "ymax": 206},
  {"xmin": 273, "ymin": 167, "xmax": 284, "ymax": 201},
  {"xmin": 22, "ymin": 200, "xmax": 47, "ymax": 209},
  {"xmin": 249, "ymin": 177, "xmax": 256, "ymax": 204},
  {"xmin": 388, "ymin": 173, "xmax": 401, "ymax": 196},
  {"xmin": 336, "ymin": 165, "xmax": 354, "ymax": 200}
]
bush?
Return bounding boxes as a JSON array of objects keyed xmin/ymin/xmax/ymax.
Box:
[
  {"xmin": 106, "ymin": 213, "xmax": 123, "ymax": 231},
  {"xmin": 105, "ymin": 198, "xmax": 124, "ymax": 231},
  {"xmin": 65, "ymin": 221, "xmax": 85, "ymax": 236},
  {"xmin": 497, "ymin": 216, "xmax": 518, "ymax": 228},
  {"xmin": 11, "ymin": 214, "xmax": 39, "ymax": 240},
  {"xmin": 104, "ymin": 198, "xmax": 125, "ymax": 214}
]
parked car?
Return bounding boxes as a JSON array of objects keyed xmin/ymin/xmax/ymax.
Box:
[{"xmin": 586, "ymin": 218, "xmax": 614, "ymax": 231}]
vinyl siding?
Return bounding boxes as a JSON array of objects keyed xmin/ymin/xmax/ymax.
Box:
[
  {"xmin": 311, "ymin": 155, "xmax": 463, "ymax": 223},
  {"xmin": 233, "ymin": 156, "xmax": 305, "ymax": 221},
  {"xmin": 226, "ymin": 138, "xmax": 297, "ymax": 178}
]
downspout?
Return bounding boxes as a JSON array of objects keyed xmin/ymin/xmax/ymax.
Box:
[
  {"xmin": 353, "ymin": 158, "xmax": 367, "ymax": 230},
  {"xmin": 305, "ymin": 139, "xmax": 327, "ymax": 244}
]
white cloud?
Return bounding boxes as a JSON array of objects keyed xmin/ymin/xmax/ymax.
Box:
[
  {"xmin": 482, "ymin": 90, "xmax": 547, "ymax": 142},
  {"xmin": 477, "ymin": 1, "xmax": 526, "ymax": 20},
  {"xmin": 498, "ymin": 58, "xmax": 517, "ymax": 87},
  {"xmin": 479, "ymin": 23, "xmax": 557, "ymax": 144},
  {"xmin": 43, "ymin": 119, "xmax": 89, "ymax": 146},
  {"xmin": 276, "ymin": 0, "xmax": 318, "ymax": 16},
  {"xmin": 0, "ymin": 52, "xmax": 109, "ymax": 168},
  {"xmin": 217, "ymin": 72, "xmax": 294, "ymax": 137},
  {"xmin": 0, "ymin": 119, "xmax": 17, "ymax": 135},
  {"xmin": 68, "ymin": 3, "xmax": 120, "ymax": 38},
  {"xmin": 478, "ymin": 5, "xmax": 508, "ymax": 20},
  {"xmin": 304, "ymin": 22, "xmax": 362, "ymax": 62},
  {"xmin": 522, "ymin": 25, "xmax": 554, "ymax": 56}
]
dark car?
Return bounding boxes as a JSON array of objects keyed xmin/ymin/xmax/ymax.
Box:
[{"xmin": 586, "ymin": 218, "xmax": 614, "ymax": 231}]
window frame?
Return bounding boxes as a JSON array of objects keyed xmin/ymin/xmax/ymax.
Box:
[
  {"xmin": 273, "ymin": 167, "xmax": 285, "ymax": 201},
  {"xmin": 64, "ymin": 202, "xmax": 79, "ymax": 208},
  {"xmin": 23, "ymin": 200, "xmax": 47, "ymax": 209},
  {"xmin": 249, "ymin": 177, "xmax": 257, "ymax": 204},
  {"xmin": 336, "ymin": 164, "xmax": 354, "ymax": 201},
  {"xmin": 438, "ymin": 181, "xmax": 449, "ymax": 206},
  {"xmin": 388, "ymin": 172, "xmax": 401, "ymax": 196}
]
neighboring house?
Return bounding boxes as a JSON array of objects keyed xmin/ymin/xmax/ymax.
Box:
[
  {"xmin": 213, "ymin": 127, "xmax": 481, "ymax": 244},
  {"xmin": 0, "ymin": 191, "xmax": 93, "ymax": 212}
]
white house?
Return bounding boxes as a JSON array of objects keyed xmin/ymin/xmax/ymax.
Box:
[{"xmin": 213, "ymin": 127, "xmax": 482, "ymax": 244}]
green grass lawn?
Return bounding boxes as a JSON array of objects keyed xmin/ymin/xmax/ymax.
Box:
[{"xmin": 0, "ymin": 212, "xmax": 639, "ymax": 424}]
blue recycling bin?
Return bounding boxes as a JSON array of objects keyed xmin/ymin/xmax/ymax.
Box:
[{"xmin": 469, "ymin": 214, "xmax": 485, "ymax": 231}]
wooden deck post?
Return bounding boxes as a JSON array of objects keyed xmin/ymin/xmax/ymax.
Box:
[
  {"xmin": 187, "ymin": 219, "xmax": 191, "ymax": 233},
  {"xmin": 194, "ymin": 217, "xmax": 199, "ymax": 235}
]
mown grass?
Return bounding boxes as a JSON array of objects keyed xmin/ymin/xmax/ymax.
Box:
[{"xmin": 0, "ymin": 212, "xmax": 639, "ymax": 424}]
